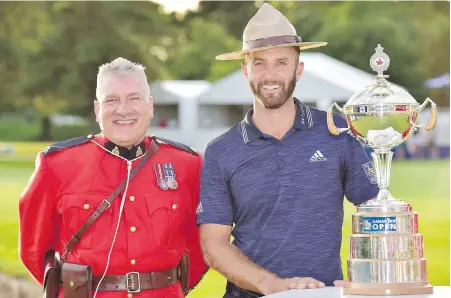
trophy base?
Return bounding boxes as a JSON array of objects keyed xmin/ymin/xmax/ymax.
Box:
[{"xmin": 343, "ymin": 282, "xmax": 433, "ymax": 296}]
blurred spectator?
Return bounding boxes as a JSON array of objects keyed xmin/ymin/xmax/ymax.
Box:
[
  {"xmin": 393, "ymin": 142, "xmax": 412, "ymax": 160},
  {"xmin": 406, "ymin": 128, "xmax": 438, "ymax": 159}
]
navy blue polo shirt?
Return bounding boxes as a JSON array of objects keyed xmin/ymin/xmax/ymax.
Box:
[{"xmin": 197, "ymin": 98, "xmax": 379, "ymax": 286}]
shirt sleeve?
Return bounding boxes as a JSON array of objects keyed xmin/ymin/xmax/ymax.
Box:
[
  {"xmin": 196, "ymin": 145, "xmax": 234, "ymax": 226},
  {"xmin": 343, "ymin": 133, "xmax": 379, "ymax": 205},
  {"xmin": 18, "ymin": 152, "xmax": 59, "ymax": 284}
]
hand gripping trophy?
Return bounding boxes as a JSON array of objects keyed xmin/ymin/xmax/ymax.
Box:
[{"xmin": 327, "ymin": 44, "xmax": 437, "ymax": 295}]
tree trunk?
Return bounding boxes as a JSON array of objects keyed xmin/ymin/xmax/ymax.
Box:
[{"xmin": 39, "ymin": 116, "xmax": 51, "ymax": 141}]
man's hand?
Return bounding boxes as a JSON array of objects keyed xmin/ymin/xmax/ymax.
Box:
[
  {"xmin": 333, "ymin": 280, "xmax": 351, "ymax": 287},
  {"xmin": 259, "ymin": 276, "xmax": 325, "ymax": 294}
]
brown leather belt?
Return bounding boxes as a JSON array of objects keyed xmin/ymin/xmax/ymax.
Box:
[{"xmin": 92, "ymin": 267, "xmax": 179, "ymax": 293}]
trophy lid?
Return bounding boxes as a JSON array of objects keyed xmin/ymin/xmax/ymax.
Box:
[{"xmin": 344, "ymin": 44, "xmax": 418, "ymax": 109}]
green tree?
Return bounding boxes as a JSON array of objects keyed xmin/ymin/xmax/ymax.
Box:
[
  {"xmin": 165, "ymin": 17, "xmax": 242, "ymax": 81},
  {"xmin": 311, "ymin": 1, "xmax": 435, "ymax": 100},
  {"xmin": 0, "ymin": 2, "xmax": 38, "ymax": 112},
  {"xmin": 1, "ymin": 0, "xmax": 448, "ymax": 140},
  {"xmin": 186, "ymin": 0, "xmax": 260, "ymax": 40},
  {"xmin": 1, "ymin": 1, "xmax": 179, "ymax": 140},
  {"xmin": 190, "ymin": 0, "xmax": 449, "ymax": 101}
]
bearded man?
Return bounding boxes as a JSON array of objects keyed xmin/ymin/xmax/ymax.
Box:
[{"xmin": 196, "ymin": 3, "xmax": 378, "ymax": 297}]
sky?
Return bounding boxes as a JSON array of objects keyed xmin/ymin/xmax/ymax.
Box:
[{"xmin": 151, "ymin": 0, "xmax": 200, "ymax": 13}]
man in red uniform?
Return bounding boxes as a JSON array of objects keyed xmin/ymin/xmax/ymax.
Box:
[{"xmin": 18, "ymin": 57, "xmax": 208, "ymax": 298}]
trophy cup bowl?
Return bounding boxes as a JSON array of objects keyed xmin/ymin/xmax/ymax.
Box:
[{"xmin": 327, "ymin": 44, "xmax": 437, "ymax": 295}]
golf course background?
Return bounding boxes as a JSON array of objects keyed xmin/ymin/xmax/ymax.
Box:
[{"xmin": 0, "ymin": 142, "xmax": 449, "ymax": 298}]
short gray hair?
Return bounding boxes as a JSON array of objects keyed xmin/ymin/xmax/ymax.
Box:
[{"xmin": 96, "ymin": 57, "xmax": 150, "ymax": 101}]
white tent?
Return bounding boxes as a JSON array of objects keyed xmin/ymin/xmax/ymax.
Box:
[
  {"xmin": 149, "ymin": 80, "xmax": 211, "ymax": 103},
  {"xmin": 196, "ymin": 52, "xmax": 405, "ymax": 111},
  {"xmin": 147, "ymin": 80, "xmax": 211, "ymax": 144}
]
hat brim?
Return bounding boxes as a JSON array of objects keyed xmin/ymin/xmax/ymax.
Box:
[{"xmin": 215, "ymin": 42, "xmax": 328, "ymax": 61}]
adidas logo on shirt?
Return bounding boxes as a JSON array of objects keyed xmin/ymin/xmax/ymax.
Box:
[
  {"xmin": 196, "ymin": 201, "xmax": 203, "ymax": 213},
  {"xmin": 310, "ymin": 150, "xmax": 327, "ymax": 162}
]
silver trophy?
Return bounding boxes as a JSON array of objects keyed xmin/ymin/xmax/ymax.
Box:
[{"xmin": 327, "ymin": 44, "xmax": 437, "ymax": 295}]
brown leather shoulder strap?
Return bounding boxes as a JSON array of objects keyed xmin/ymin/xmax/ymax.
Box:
[{"xmin": 61, "ymin": 140, "xmax": 159, "ymax": 261}]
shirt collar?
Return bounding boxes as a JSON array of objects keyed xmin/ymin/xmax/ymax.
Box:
[
  {"xmin": 240, "ymin": 97, "xmax": 313, "ymax": 144},
  {"xmin": 93, "ymin": 134, "xmax": 149, "ymax": 160}
]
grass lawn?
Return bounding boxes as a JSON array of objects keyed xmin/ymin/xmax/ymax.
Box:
[
  {"xmin": 0, "ymin": 118, "xmax": 92, "ymax": 142},
  {"xmin": 0, "ymin": 144, "xmax": 449, "ymax": 297}
]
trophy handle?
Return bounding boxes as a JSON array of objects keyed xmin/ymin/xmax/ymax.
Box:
[
  {"xmin": 327, "ymin": 102, "xmax": 348, "ymax": 135},
  {"xmin": 415, "ymin": 97, "xmax": 437, "ymax": 131}
]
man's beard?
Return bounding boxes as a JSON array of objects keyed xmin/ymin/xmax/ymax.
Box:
[{"xmin": 250, "ymin": 74, "xmax": 297, "ymax": 110}]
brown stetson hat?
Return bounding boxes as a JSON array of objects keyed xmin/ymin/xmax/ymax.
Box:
[{"xmin": 215, "ymin": 3, "xmax": 327, "ymax": 61}]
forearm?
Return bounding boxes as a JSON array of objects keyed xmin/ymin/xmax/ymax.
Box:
[{"xmin": 202, "ymin": 241, "xmax": 278, "ymax": 293}]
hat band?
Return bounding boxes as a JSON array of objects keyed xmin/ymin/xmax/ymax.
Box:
[{"xmin": 244, "ymin": 35, "xmax": 302, "ymax": 50}]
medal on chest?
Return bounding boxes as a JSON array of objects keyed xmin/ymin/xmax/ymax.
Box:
[{"xmin": 153, "ymin": 163, "xmax": 178, "ymax": 190}]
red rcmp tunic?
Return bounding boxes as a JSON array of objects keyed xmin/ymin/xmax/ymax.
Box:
[{"xmin": 18, "ymin": 134, "xmax": 208, "ymax": 297}]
